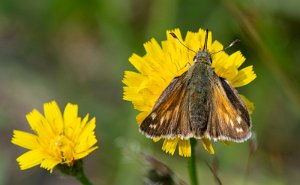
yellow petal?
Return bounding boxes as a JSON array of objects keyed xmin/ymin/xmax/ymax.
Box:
[
  {"xmin": 11, "ymin": 130, "xmax": 39, "ymax": 149},
  {"xmin": 178, "ymin": 139, "xmax": 191, "ymax": 157},
  {"xmin": 211, "ymin": 40, "xmax": 224, "ymax": 54},
  {"xmin": 77, "ymin": 117, "xmax": 98, "ymax": 151},
  {"xmin": 16, "ymin": 149, "xmax": 44, "ymax": 170},
  {"xmin": 75, "ymin": 146, "xmax": 98, "ymax": 160},
  {"xmin": 40, "ymin": 158, "xmax": 60, "ymax": 173},
  {"xmin": 152, "ymin": 138, "xmax": 161, "ymax": 142},
  {"xmin": 162, "ymin": 138, "xmax": 179, "ymax": 155},
  {"xmin": 231, "ymin": 66, "xmax": 257, "ymax": 87},
  {"xmin": 63, "ymin": 103, "xmax": 78, "ymax": 128},
  {"xmin": 228, "ymin": 51, "xmax": 245, "ymax": 69},
  {"xmin": 122, "ymin": 71, "xmax": 146, "ymax": 92},
  {"xmin": 201, "ymin": 138, "xmax": 215, "ymax": 154},
  {"xmin": 68, "ymin": 114, "xmax": 89, "ymax": 140},
  {"xmin": 44, "ymin": 101, "xmax": 64, "ymax": 133},
  {"xmin": 240, "ymin": 94, "xmax": 255, "ymax": 114},
  {"xmin": 26, "ymin": 109, "xmax": 45, "ymax": 131},
  {"xmin": 128, "ymin": 54, "xmax": 144, "ymax": 73}
]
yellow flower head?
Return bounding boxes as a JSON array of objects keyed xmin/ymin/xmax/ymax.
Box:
[
  {"xmin": 123, "ymin": 28, "xmax": 256, "ymax": 157},
  {"xmin": 11, "ymin": 101, "xmax": 98, "ymax": 172}
]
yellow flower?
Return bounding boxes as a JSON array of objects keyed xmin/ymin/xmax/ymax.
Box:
[
  {"xmin": 11, "ymin": 101, "xmax": 98, "ymax": 172},
  {"xmin": 123, "ymin": 28, "xmax": 256, "ymax": 157}
]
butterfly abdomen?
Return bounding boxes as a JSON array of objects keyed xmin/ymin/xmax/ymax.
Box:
[{"xmin": 188, "ymin": 62, "xmax": 214, "ymax": 138}]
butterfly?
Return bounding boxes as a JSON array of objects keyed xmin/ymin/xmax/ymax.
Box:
[{"xmin": 139, "ymin": 29, "xmax": 251, "ymax": 142}]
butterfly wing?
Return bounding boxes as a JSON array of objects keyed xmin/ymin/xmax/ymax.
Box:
[
  {"xmin": 203, "ymin": 75, "xmax": 251, "ymax": 142},
  {"xmin": 139, "ymin": 72, "xmax": 193, "ymax": 139}
]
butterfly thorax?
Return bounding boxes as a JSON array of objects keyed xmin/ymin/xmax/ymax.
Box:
[
  {"xmin": 185, "ymin": 49, "xmax": 213, "ymax": 81},
  {"xmin": 193, "ymin": 49, "xmax": 212, "ymax": 65}
]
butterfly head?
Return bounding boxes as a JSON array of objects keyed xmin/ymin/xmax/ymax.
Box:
[
  {"xmin": 193, "ymin": 49, "xmax": 211, "ymax": 64},
  {"xmin": 194, "ymin": 29, "xmax": 212, "ymax": 64}
]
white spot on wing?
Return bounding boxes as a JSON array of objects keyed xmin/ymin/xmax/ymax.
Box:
[
  {"xmin": 151, "ymin": 113, "xmax": 157, "ymax": 120},
  {"xmin": 149, "ymin": 124, "xmax": 157, "ymax": 129},
  {"xmin": 160, "ymin": 116, "xmax": 165, "ymax": 125},
  {"xmin": 237, "ymin": 116, "xmax": 242, "ymax": 124},
  {"xmin": 224, "ymin": 114, "xmax": 229, "ymax": 123},
  {"xmin": 236, "ymin": 128, "xmax": 243, "ymax": 133},
  {"xmin": 230, "ymin": 120, "xmax": 234, "ymax": 128}
]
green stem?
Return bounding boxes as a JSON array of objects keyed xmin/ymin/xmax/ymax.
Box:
[
  {"xmin": 188, "ymin": 138, "xmax": 198, "ymax": 185},
  {"xmin": 76, "ymin": 168, "xmax": 93, "ymax": 185},
  {"xmin": 57, "ymin": 160, "xmax": 93, "ymax": 185}
]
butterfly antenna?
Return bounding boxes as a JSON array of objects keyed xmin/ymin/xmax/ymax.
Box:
[
  {"xmin": 211, "ymin": 38, "xmax": 240, "ymax": 55},
  {"xmin": 204, "ymin": 29, "xmax": 209, "ymax": 50},
  {"xmin": 169, "ymin": 32, "xmax": 196, "ymax": 53}
]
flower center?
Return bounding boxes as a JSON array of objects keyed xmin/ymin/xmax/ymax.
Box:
[{"xmin": 51, "ymin": 134, "xmax": 75, "ymax": 166}]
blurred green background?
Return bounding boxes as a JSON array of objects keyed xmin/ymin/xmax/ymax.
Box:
[{"xmin": 1, "ymin": 0, "xmax": 300, "ymax": 184}]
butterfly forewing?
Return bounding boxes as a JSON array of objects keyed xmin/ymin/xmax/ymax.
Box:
[
  {"xmin": 220, "ymin": 78, "xmax": 250, "ymax": 126},
  {"xmin": 204, "ymin": 76, "xmax": 251, "ymax": 142},
  {"xmin": 140, "ymin": 72, "xmax": 193, "ymax": 139}
]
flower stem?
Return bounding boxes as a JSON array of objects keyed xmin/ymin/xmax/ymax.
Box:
[
  {"xmin": 188, "ymin": 138, "xmax": 198, "ymax": 185},
  {"xmin": 76, "ymin": 168, "xmax": 93, "ymax": 185},
  {"xmin": 57, "ymin": 160, "xmax": 93, "ymax": 185}
]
